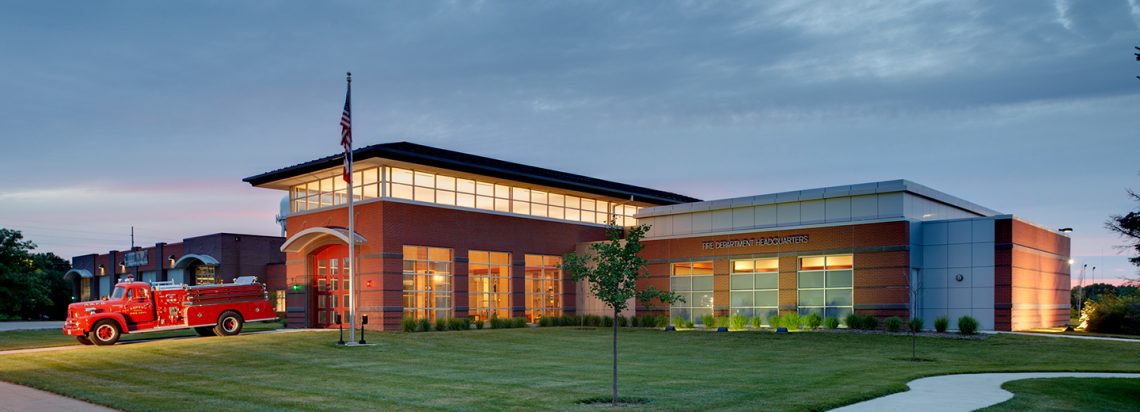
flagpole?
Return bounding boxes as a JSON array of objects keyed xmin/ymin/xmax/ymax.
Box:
[{"xmin": 346, "ymin": 72, "xmax": 356, "ymax": 344}]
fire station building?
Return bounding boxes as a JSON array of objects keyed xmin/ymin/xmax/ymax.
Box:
[
  {"xmin": 244, "ymin": 142, "xmax": 1070, "ymax": 332},
  {"xmin": 65, "ymin": 233, "xmax": 286, "ymax": 306}
]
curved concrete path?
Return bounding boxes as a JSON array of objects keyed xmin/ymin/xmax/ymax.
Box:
[
  {"xmin": 832, "ymin": 372, "xmax": 1140, "ymax": 411},
  {"xmin": 0, "ymin": 381, "xmax": 117, "ymax": 412}
]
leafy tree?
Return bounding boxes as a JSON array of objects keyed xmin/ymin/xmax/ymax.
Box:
[
  {"xmin": 562, "ymin": 223, "xmax": 681, "ymax": 406},
  {"xmin": 0, "ymin": 228, "xmax": 72, "ymax": 320},
  {"xmin": 1106, "ymin": 189, "xmax": 1140, "ymax": 285}
]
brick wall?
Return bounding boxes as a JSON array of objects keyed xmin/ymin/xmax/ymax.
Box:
[{"xmin": 638, "ymin": 221, "xmax": 911, "ymax": 320}]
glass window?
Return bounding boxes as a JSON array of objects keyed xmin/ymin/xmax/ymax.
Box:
[
  {"xmin": 797, "ymin": 255, "xmax": 854, "ymax": 324},
  {"xmin": 469, "ymin": 251, "xmax": 511, "ymax": 321},
  {"xmin": 402, "ymin": 246, "xmax": 453, "ymax": 321},
  {"xmin": 288, "ymin": 165, "xmax": 640, "ymax": 227},
  {"xmin": 524, "ymin": 254, "xmax": 562, "ymax": 322},
  {"xmin": 670, "ymin": 261, "xmax": 715, "ymax": 324},
  {"xmin": 729, "ymin": 258, "xmax": 779, "ymax": 325}
]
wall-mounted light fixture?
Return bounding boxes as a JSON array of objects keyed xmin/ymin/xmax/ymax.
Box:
[
  {"xmin": 98, "ymin": 264, "xmax": 105, "ymax": 275},
  {"xmin": 1058, "ymin": 227, "xmax": 1073, "ymax": 233},
  {"xmin": 168, "ymin": 255, "xmax": 176, "ymax": 266},
  {"xmin": 365, "ymin": 280, "xmax": 373, "ymax": 288}
]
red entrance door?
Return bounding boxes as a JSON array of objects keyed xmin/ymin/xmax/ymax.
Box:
[{"xmin": 312, "ymin": 245, "xmax": 350, "ymax": 328}]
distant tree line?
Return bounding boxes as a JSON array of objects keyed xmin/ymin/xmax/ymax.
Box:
[{"xmin": 0, "ymin": 228, "xmax": 72, "ymax": 320}]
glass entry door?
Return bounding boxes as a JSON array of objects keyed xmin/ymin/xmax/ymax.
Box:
[{"xmin": 312, "ymin": 245, "xmax": 349, "ymax": 328}]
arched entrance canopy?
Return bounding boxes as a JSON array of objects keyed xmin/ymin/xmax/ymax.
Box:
[
  {"xmin": 172, "ymin": 254, "xmax": 220, "ymax": 269},
  {"xmin": 280, "ymin": 227, "xmax": 367, "ymax": 253},
  {"xmin": 63, "ymin": 269, "xmax": 93, "ymax": 281}
]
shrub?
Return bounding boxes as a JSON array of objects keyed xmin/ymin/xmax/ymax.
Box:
[
  {"xmin": 908, "ymin": 317, "xmax": 923, "ymax": 333},
  {"xmin": 417, "ymin": 318, "xmax": 431, "ymax": 332},
  {"xmin": 957, "ymin": 315, "xmax": 978, "ymax": 335},
  {"xmin": 805, "ymin": 313, "xmax": 823, "ymax": 330},
  {"xmin": 513, "ymin": 317, "xmax": 527, "ymax": 328},
  {"xmin": 402, "ymin": 317, "xmax": 417, "ymax": 332},
  {"xmin": 673, "ymin": 316, "xmax": 686, "ymax": 329},
  {"xmin": 602, "ymin": 316, "xmax": 614, "ymax": 327},
  {"xmin": 434, "ymin": 318, "xmax": 447, "ymax": 331},
  {"xmin": 768, "ymin": 315, "xmax": 781, "ymax": 328},
  {"xmin": 860, "ymin": 315, "xmax": 879, "ymax": 331},
  {"xmin": 716, "ymin": 316, "xmax": 730, "ymax": 329},
  {"xmin": 844, "ymin": 313, "xmax": 861, "ymax": 329},
  {"xmin": 701, "ymin": 314, "xmax": 716, "ymax": 328},
  {"xmin": 749, "ymin": 316, "xmax": 762, "ymax": 329},
  {"xmin": 824, "ymin": 316, "xmax": 840, "ymax": 329},
  {"xmin": 884, "ymin": 316, "xmax": 902, "ymax": 332},
  {"xmin": 934, "ymin": 316, "xmax": 949, "ymax": 333},
  {"xmin": 684, "ymin": 320, "xmax": 694, "ymax": 328},
  {"xmin": 474, "ymin": 319, "xmax": 485, "ymax": 330},
  {"xmin": 1084, "ymin": 295, "xmax": 1140, "ymax": 334},
  {"xmin": 729, "ymin": 314, "xmax": 747, "ymax": 330},
  {"xmin": 616, "ymin": 316, "xmax": 628, "ymax": 327},
  {"xmin": 539, "ymin": 316, "xmax": 552, "ymax": 327},
  {"xmin": 449, "ymin": 318, "xmax": 467, "ymax": 331},
  {"xmin": 781, "ymin": 313, "xmax": 802, "ymax": 330},
  {"xmin": 629, "ymin": 315, "xmax": 639, "ymax": 327}
]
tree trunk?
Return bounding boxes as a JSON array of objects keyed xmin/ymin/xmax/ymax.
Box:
[{"xmin": 612, "ymin": 307, "xmax": 618, "ymax": 407}]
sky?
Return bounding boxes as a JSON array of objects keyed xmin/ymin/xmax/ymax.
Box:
[{"xmin": 1, "ymin": 1, "xmax": 1138, "ymax": 285}]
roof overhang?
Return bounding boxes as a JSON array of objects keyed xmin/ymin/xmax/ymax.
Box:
[
  {"xmin": 243, "ymin": 141, "xmax": 700, "ymax": 205},
  {"xmin": 63, "ymin": 269, "xmax": 93, "ymax": 280},
  {"xmin": 172, "ymin": 254, "xmax": 220, "ymax": 269},
  {"xmin": 280, "ymin": 227, "xmax": 367, "ymax": 253}
]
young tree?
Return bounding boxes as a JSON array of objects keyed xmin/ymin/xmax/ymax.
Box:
[{"xmin": 562, "ymin": 223, "xmax": 680, "ymax": 406}]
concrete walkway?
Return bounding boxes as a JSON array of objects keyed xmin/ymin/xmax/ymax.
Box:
[
  {"xmin": 0, "ymin": 322, "xmax": 62, "ymax": 332},
  {"xmin": 996, "ymin": 331, "xmax": 1140, "ymax": 343},
  {"xmin": 0, "ymin": 381, "xmax": 117, "ymax": 412},
  {"xmin": 832, "ymin": 372, "xmax": 1140, "ymax": 412}
]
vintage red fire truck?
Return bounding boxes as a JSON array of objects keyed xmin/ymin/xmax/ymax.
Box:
[{"xmin": 63, "ymin": 276, "xmax": 277, "ymax": 346}]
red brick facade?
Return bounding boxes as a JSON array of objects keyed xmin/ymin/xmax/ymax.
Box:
[
  {"xmin": 994, "ymin": 218, "xmax": 1071, "ymax": 331},
  {"xmin": 283, "ymin": 199, "xmax": 607, "ymax": 330},
  {"xmin": 637, "ymin": 221, "xmax": 912, "ymax": 320}
]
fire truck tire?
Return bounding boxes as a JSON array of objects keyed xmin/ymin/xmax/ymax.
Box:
[
  {"xmin": 89, "ymin": 320, "xmax": 121, "ymax": 346},
  {"xmin": 194, "ymin": 327, "xmax": 217, "ymax": 337},
  {"xmin": 214, "ymin": 311, "xmax": 244, "ymax": 336},
  {"xmin": 76, "ymin": 335, "xmax": 94, "ymax": 345}
]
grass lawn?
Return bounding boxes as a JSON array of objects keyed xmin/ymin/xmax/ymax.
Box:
[
  {"xmin": 0, "ymin": 328, "xmax": 1138, "ymax": 411},
  {"xmin": 979, "ymin": 377, "xmax": 1140, "ymax": 411},
  {"xmin": 0, "ymin": 320, "xmax": 284, "ymax": 351}
]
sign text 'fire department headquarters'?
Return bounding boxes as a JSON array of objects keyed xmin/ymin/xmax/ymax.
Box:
[{"xmin": 702, "ymin": 235, "xmax": 809, "ymax": 250}]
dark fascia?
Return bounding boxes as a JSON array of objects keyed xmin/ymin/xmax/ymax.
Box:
[{"xmin": 242, "ymin": 141, "xmax": 700, "ymax": 205}]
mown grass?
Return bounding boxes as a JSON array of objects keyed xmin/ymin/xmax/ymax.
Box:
[
  {"xmin": 0, "ymin": 320, "xmax": 284, "ymax": 351},
  {"xmin": 980, "ymin": 377, "xmax": 1140, "ymax": 411},
  {"xmin": 0, "ymin": 328, "xmax": 1137, "ymax": 411}
]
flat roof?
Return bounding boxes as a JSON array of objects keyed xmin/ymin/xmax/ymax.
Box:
[
  {"xmin": 243, "ymin": 141, "xmax": 700, "ymax": 205},
  {"xmin": 636, "ymin": 179, "xmax": 1002, "ymax": 218}
]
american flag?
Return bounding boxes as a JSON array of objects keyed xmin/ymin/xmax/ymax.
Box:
[{"xmin": 340, "ymin": 75, "xmax": 352, "ymax": 183}]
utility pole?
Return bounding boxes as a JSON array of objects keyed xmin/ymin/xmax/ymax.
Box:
[{"xmin": 131, "ymin": 226, "xmax": 138, "ymax": 281}]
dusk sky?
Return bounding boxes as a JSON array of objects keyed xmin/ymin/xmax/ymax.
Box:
[{"xmin": 1, "ymin": 1, "xmax": 1137, "ymax": 284}]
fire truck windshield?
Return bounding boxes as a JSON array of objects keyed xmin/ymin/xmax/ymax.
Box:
[{"xmin": 111, "ymin": 286, "xmax": 126, "ymax": 299}]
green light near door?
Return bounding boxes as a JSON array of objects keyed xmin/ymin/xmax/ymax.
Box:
[{"xmin": 291, "ymin": 284, "xmax": 303, "ymax": 292}]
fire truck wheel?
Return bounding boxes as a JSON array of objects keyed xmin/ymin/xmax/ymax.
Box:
[
  {"xmin": 76, "ymin": 335, "xmax": 94, "ymax": 345},
  {"xmin": 89, "ymin": 320, "xmax": 121, "ymax": 346},
  {"xmin": 214, "ymin": 311, "xmax": 244, "ymax": 336},
  {"xmin": 194, "ymin": 327, "xmax": 217, "ymax": 337}
]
